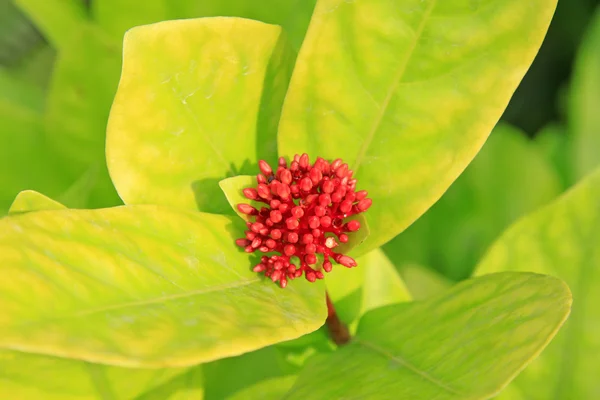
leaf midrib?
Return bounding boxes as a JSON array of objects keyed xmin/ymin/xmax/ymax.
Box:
[
  {"xmin": 9, "ymin": 278, "xmax": 261, "ymax": 328},
  {"xmin": 351, "ymin": 0, "xmax": 438, "ymax": 175},
  {"xmin": 354, "ymin": 337, "xmax": 462, "ymax": 396}
]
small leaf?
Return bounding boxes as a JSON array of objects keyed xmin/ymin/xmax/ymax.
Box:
[
  {"xmin": 570, "ymin": 8, "xmax": 600, "ymax": 180},
  {"xmin": 219, "ymin": 175, "xmax": 258, "ymax": 221},
  {"xmin": 0, "ymin": 206, "xmax": 326, "ymax": 367},
  {"xmin": 0, "ymin": 349, "xmax": 188, "ymax": 400},
  {"xmin": 326, "ymin": 248, "xmax": 410, "ymax": 326},
  {"xmin": 284, "ymin": 272, "xmax": 571, "ymax": 400},
  {"xmin": 107, "ymin": 18, "xmax": 295, "ymax": 214},
  {"xmin": 476, "ymin": 167, "xmax": 600, "ymax": 399},
  {"xmin": 8, "ymin": 190, "xmax": 66, "ymax": 215},
  {"xmin": 278, "ymin": 0, "xmax": 558, "ymax": 254}
]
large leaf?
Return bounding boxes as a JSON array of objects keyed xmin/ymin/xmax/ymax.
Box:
[
  {"xmin": 0, "ymin": 206, "xmax": 326, "ymax": 367},
  {"xmin": 284, "ymin": 272, "xmax": 571, "ymax": 400},
  {"xmin": 476, "ymin": 168, "xmax": 600, "ymax": 399},
  {"xmin": 278, "ymin": 0, "xmax": 557, "ymax": 254},
  {"xmin": 0, "ymin": 349, "xmax": 188, "ymax": 400},
  {"xmin": 383, "ymin": 124, "xmax": 561, "ymax": 280},
  {"xmin": 107, "ymin": 18, "xmax": 295, "ymax": 214},
  {"xmin": 92, "ymin": 0, "xmax": 317, "ymax": 51},
  {"xmin": 570, "ymin": 8, "xmax": 600, "ymax": 180}
]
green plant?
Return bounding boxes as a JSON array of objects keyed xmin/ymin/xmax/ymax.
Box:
[{"xmin": 4, "ymin": 0, "xmax": 600, "ymax": 398}]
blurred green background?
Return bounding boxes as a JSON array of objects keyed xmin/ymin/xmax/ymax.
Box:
[{"xmin": 1, "ymin": 0, "xmax": 599, "ymax": 285}]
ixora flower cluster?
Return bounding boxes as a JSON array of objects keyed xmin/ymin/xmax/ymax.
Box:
[{"xmin": 235, "ymin": 154, "xmax": 372, "ymax": 288}]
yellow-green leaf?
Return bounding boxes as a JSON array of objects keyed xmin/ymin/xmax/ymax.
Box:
[
  {"xmin": 0, "ymin": 206, "xmax": 326, "ymax": 367},
  {"xmin": 278, "ymin": 0, "xmax": 557, "ymax": 254},
  {"xmin": 284, "ymin": 272, "xmax": 571, "ymax": 400},
  {"xmin": 476, "ymin": 168, "xmax": 600, "ymax": 399},
  {"xmin": 0, "ymin": 349, "xmax": 188, "ymax": 400},
  {"xmin": 8, "ymin": 190, "xmax": 66, "ymax": 215},
  {"xmin": 570, "ymin": 8, "xmax": 600, "ymax": 180},
  {"xmin": 107, "ymin": 18, "xmax": 295, "ymax": 214}
]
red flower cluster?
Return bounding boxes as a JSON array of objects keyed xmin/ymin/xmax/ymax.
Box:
[{"xmin": 235, "ymin": 154, "xmax": 372, "ymax": 288}]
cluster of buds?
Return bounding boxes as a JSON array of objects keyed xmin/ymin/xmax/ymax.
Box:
[{"xmin": 235, "ymin": 154, "xmax": 372, "ymax": 288}]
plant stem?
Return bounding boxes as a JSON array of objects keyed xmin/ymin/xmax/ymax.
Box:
[{"xmin": 325, "ymin": 292, "xmax": 351, "ymax": 345}]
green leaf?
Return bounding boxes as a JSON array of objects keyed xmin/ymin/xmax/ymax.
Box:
[
  {"xmin": 219, "ymin": 175, "xmax": 258, "ymax": 220},
  {"xmin": 284, "ymin": 272, "xmax": 571, "ymax": 400},
  {"xmin": 534, "ymin": 123, "xmax": 571, "ymax": 189},
  {"xmin": 13, "ymin": 0, "xmax": 89, "ymax": 50},
  {"xmin": 384, "ymin": 124, "xmax": 561, "ymax": 280},
  {"xmin": 475, "ymin": 167, "xmax": 600, "ymax": 399},
  {"xmin": 203, "ymin": 346, "xmax": 297, "ymax": 400},
  {"xmin": 0, "ymin": 350, "xmax": 189, "ymax": 400},
  {"xmin": 570, "ymin": 8, "xmax": 600, "ymax": 180},
  {"xmin": 107, "ymin": 18, "xmax": 295, "ymax": 214},
  {"xmin": 0, "ymin": 97, "xmax": 68, "ymax": 216},
  {"xmin": 8, "ymin": 190, "xmax": 66, "ymax": 215},
  {"xmin": 135, "ymin": 367, "xmax": 204, "ymax": 400},
  {"xmin": 397, "ymin": 263, "xmax": 452, "ymax": 301},
  {"xmin": 226, "ymin": 375, "xmax": 296, "ymax": 400},
  {"xmin": 92, "ymin": 0, "xmax": 317, "ymax": 51},
  {"xmin": 44, "ymin": 28, "xmax": 123, "ymax": 209},
  {"xmin": 0, "ymin": 206, "xmax": 326, "ymax": 367},
  {"xmin": 0, "ymin": 68, "xmax": 44, "ymax": 112},
  {"xmin": 326, "ymin": 248, "xmax": 410, "ymax": 327},
  {"xmin": 278, "ymin": 0, "xmax": 557, "ymax": 254}
]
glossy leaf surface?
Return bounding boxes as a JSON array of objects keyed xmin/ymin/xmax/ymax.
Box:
[
  {"xmin": 107, "ymin": 18, "xmax": 295, "ymax": 214},
  {"xmin": 279, "ymin": 0, "xmax": 558, "ymax": 253},
  {"xmin": 0, "ymin": 206, "xmax": 326, "ymax": 367},
  {"xmin": 284, "ymin": 272, "xmax": 571, "ymax": 400},
  {"xmin": 476, "ymin": 168, "xmax": 600, "ymax": 399}
]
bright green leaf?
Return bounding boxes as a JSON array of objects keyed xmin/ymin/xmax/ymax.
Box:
[
  {"xmin": 534, "ymin": 123, "xmax": 571, "ymax": 189},
  {"xmin": 0, "ymin": 206, "xmax": 326, "ymax": 367},
  {"xmin": 135, "ymin": 367, "xmax": 204, "ymax": 400},
  {"xmin": 44, "ymin": 28, "xmax": 123, "ymax": 209},
  {"xmin": 0, "ymin": 68, "xmax": 44, "ymax": 112},
  {"xmin": 92, "ymin": 0, "xmax": 317, "ymax": 51},
  {"xmin": 13, "ymin": 0, "xmax": 89, "ymax": 50},
  {"xmin": 570, "ymin": 8, "xmax": 600, "ymax": 180},
  {"xmin": 397, "ymin": 263, "xmax": 452, "ymax": 301},
  {"xmin": 279, "ymin": 0, "xmax": 557, "ymax": 254},
  {"xmin": 0, "ymin": 349, "xmax": 188, "ymax": 400},
  {"xmin": 203, "ymin": 346, "xmax": 297, "ymax": 400},
  {"xmin": 227, "ymin": 375, "xmax": 296, "ymax": 400},
  {"xmin": 8, "ymin": 190, "xmax": 66, "ymax": 215},
  {"xmin": 219, "ymin": 175, "xmax": 257, "ymax": 220},
  {"xmin": 384, "ymin": 124, "xmax": 561, "ymax": 280},
  {"xmin": 107, "ymin": 18, "xmax": 295, "ymax": 214},
  {"xmin": 476, "ymin": 167, "xmax": 600, "ymax": 399},
  {"xmin": 0, "ymin": 100, "xmax": 68, "ymax": 216},
  {"xmin": 326, "ymin": 248, "xmax": 410, "ymax": 326},
  {"xmin": 284, "ymin": 272, "xmax": 571, "ymax": 400}
]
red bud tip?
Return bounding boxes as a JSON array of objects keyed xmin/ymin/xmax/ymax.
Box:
[
  {"xmin": 236, "ymin": 238, "xmax": 250, "ymax": 247},
  {"xmin": 337, "ymin": 255, "xmax": 357, "ymax": 268},
  {"xmin": 346, "ymin": 220, "xmax": 361, "ymax": 231},
  {"xmin": 357, "ymin": 198, "xmax": 372, "ymax": 212},
  {"xmin": 237, "ymin": 203, "xmax": 258, "ymax": 215},
  {"xmin": 243, "ymin": 188, "xmax": 258, "ymax": 200},
  {"xmin": 258, "ymin": 160, "xmax": 273, "ymax": 176}
]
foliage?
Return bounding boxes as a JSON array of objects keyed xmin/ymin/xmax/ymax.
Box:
[{"xmin": 1, "ymin": 0, "xmax": 599, "ymax": 398}]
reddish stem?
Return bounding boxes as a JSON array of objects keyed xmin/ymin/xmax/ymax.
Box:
[{"xmin": 325, "ymin": 293, "xmax": 351, "ymax": 346}]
